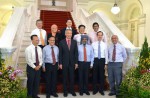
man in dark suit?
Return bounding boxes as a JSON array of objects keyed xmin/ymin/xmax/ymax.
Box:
[
  {"xmin": 60, "ymin": 19, "xmax": 77, "ymax": 40},
  {"xmin": 59, "ymin": 29, "xmax": 78, "ymax": 97}
]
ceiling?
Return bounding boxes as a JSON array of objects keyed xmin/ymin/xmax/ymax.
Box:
[{"xmin": 77, "ymin": 0, "xmax": 124, "ymax": 3}]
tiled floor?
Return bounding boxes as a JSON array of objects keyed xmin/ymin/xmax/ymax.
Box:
[{"xmin": 39, "ymin": 91, "xmax": 116, "ymax": 98}]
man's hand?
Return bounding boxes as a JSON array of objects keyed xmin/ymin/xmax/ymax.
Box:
[
  {"xmin": 105, "ymin": 64, "xmax": 108, "ymax": 70},
  {"xmin": 75, "ymin": 64, "xmax": 78, "ymax": 69},
  {"xmin": 34, "ymin": 66, "xmax": 39, "ymax": 71},
  {"xmin": 59, "ymin": 64, "xmax": 62, "ymax": 70}
]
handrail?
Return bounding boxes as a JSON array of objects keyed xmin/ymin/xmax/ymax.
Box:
[
  {"xmin": 0, "ymin": 4, "xmax": 37, "ymax": 68},
  {"xmin": 0, "ymin": 8, "xmax": 25, "ymax": 47}
]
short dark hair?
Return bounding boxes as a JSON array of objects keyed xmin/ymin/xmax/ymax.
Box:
[
  {"xmin": 78, "ymin": 25, "xmax": 86, "ymax": 29},
  {"xmin": 31, "ymin": 35, "xmax": 38, "ymax": 40},
  {"xmin": 66, "ymin": 19, "xmax": 72, "ymax": 22},
  {"xmin": 92, "ymin": 22, "xmax": 99, "ymax": 27},
  {"xmin": 36, "ymin": 19, "xmax": 42, "ymax": 24},
  {"xmin": 97, "ymin": 31, "xmax": 103, "ymax": 36},
  {"xmin": 48, "ymin": 36, "xmax": 55, "ymax": 40}
]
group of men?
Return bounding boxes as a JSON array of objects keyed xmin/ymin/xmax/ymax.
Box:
[{"xmin": 25, "ymin": 19, "xmax": 127, "ymax": 98}]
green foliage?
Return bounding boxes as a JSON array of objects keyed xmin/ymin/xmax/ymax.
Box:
[
  {"xmin": 118, "ymin": 37, "xmax": 150, "ymax": 98},
  {"xmin": 3, "ymin": 88, "xmax": 27, "ymax": 98},
  {"xmin": 139, "ymin": 37, "xmax": 150, "ymax": 70},
  {"xmin": 0, "ymin": 66, "xmax": 24, "ymax": 97},
  {"xmin": 140, "ymin": 37, "xmax": 149, "ymax": 58}
]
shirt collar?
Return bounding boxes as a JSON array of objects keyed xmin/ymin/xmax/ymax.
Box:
[
  {"xmin": 49, "ymin": 45, "xmax": 55, "ymax": 48},
  {"xmin": 66, "ymin": 27, "xmax": 72, "ymax": 30},
  {"xmin": 31, "ymin": 44, "xmax": 38, "ymax": 48}
]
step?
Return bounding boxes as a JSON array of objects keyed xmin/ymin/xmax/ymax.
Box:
[
  {"xmin": 18, "ymin": 57, "xmax": 26, "ymax": 62},
  {"xmin": 19, "ymin": 52, "xmax": 25, "ymax": 58},
  {"xmin": 22, "ymin": 41, "xmax": 31, "ymax": 46},
  {"xmin": 24, "ymin": 32, "xmax": 31, "ymax": 37}
]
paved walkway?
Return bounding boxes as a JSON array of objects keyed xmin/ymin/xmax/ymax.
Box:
[{"xmin": 39, "ymin": 91, "xmax": 116, "ymax": 98}]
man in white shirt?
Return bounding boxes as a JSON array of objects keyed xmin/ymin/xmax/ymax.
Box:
[
  {"xmin": 92, "ymin": 31, "xmax": 108, "ymax": 96},
  {"xmin": 73, "ymin": 25, "xmax": 90, "ymax": 45},
  {"xmin": 25, "ymin": 35, "xmax": 43, "ymax": 98},
  {"xmin": 31, "ymin": 19, "xmax": 47, "ymax": 49},
  {"xmin": 88, "ymin": 22, "xmax": 107, "ymax": 43}
]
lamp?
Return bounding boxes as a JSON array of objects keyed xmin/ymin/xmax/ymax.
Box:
[{"xmin": 111, "ymin": 0, "xmax": 120, "ymax": 14}]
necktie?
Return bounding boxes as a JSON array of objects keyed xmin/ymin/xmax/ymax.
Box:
[
  {"xmin": 112, "ymin": 44, "xmax": 116, "ymax": 61},
  {"xmin": 39, "ymin": 29, "xmax": 45, "ymax": 46},
  {"xmin": 67, "ymin": 39, "xmax": 70, "ymax": 49},
  {"xmin": 98, "ymin": 41, "xmax": 101, "ymax": 59},
  {"xmin": 35, "ymin": 47, "xmax": 39, "ymax": 66},
  {"xmin": 84, "ymin": 45, "xmax": 87, "ymax": 62},
  {"xmin": 51, "ymin": 47, "xmax": 56, "ymax": 65}
]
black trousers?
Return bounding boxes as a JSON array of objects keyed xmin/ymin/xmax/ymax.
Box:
[
  {"xmin": 78, "ymin": 61, "xmax": 90, "ymax": 93},
  {"xmin": 93, "ymin": 58, "xmax": 105, "ymax": 92},
  {"xmin": 45, "ymin": 63, "xmax": 58, "ymax": 96},
  {"xmin": 63, "ymin": 63, "xmax": 75, "ymax": 93},
  {"xmin": 27, "ymin": 65, "xmax": 41, "ymax": 97}
]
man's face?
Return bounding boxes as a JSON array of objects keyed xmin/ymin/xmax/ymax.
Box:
[
  {"xmin": 111, "ymin": 35, "xmax": 118, "ymax": 44},
  {"xmin": 32, "ymin": 36, "xmax": 39, "ymax": 45},
  {"xmin": 36, "ymin": 21, "xmax": 43, "ymax": 29},
  {"xmin": 97, "ymin": 32, "xmax": 103, "ymax": 41},
  {"xmin": 51, "ymin": 25, "xmax": 58, "ymax": 33},
  {"xmin": 93, "ymin": 24, "xmax": 99, "ymax": 32},
  {"xmin": 65, "ymin": 30, "xmax": 72, "ymax": 39},
  {"xmin": 66, "ymin": 20, "xmax": 72, "ymax": 27},
  {"xmin": 82, "ymin": 38, "xmax": 87, "ymax": 45},
  {"xmin": 79, "ymin": 27, "xmax": 85, "ymax": 34},
  {"xmin": 48, "ymin": 37, "xmax": 55, "ymax": 46}
]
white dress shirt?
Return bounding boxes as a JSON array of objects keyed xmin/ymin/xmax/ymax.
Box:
[
  {"xmin": 73, "ymin": 33, "xmax": 90, "ymax": 45},
  {"xmin": 31, "ymin": 28, "xmax": 47, "ymax": 45},
  {"xmin": 92, "ymin": 41, "xmax": 108, "ymax": 64},
  {"xmin": 25, "ymin": 44, "xmax": 43, "ymax": 69},
  {"xmin": 66, "ymin": 27, "xmax": 72, "ymax": 30},
  {"xmin": 88, "ymin": 30, "xmax": 107, "ymax": 43}
]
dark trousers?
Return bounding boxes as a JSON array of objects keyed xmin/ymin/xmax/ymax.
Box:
[
  {"xmin": 63, "ymin": 63, "xmax": 75, "ymax": 93},
  {"xmin": 108, "ymin": 62, "xmax": 123, "ymax": 94},
  {"xmin": 93, "ymin": 58, "xmax": 105, "ymax": 92},
  {"xmin": 78, "ymin": 61, "xmax": 90, "ymax": 93},
  {"xmin": 26, "ymin": 65, "xmax": 41, "ymax": 97},
  {"xmin": 45, "ymin": 63, "xmax": 58, "ymax": 96}
]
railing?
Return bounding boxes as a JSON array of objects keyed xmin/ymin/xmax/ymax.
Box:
[
  {"xmin": 71, "ymin": 0, "xmax": 140, "ymax": 74},
  {"xmin": 0, "ymin": 3, "xmax": 38, "ymax": 68}
]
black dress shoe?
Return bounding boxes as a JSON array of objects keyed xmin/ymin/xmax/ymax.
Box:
[
  {"xmin": 99, "ymin": 91, "xmax": 105, "ymax": 96},
  {"xmin": 51, "ymin": 93, "xmax": 58, "ymax": 97},
  {"xmin": 108, "ymin": 93, "xmax": 116, "ymax": 96},
  {"xmin": 93, "ymin": 90, "xmax": 98, "ymax": 95},
  {"xmin": 32, "ymin": 96, "xmax": 40, "ymax": 98},
  {"xmin": 63, "ymin": 92, "xmax": 68, "ymax": 97},
  {"xmin": 71, "ymin": 92, "xmax": 76, "ymax": 96},
  {"xmin": 79, "ymin": 92, "xmax": 83, "ymax": 96},
  {"xmin": 85, "ymin": 92, "xmax": 90, "ymax": 95}
]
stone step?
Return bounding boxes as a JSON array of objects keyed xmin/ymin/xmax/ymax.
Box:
[
  {"xmin": 19, "ymin": 52, "xmax": 25, "ymax": 58},
  {"xmin": 17, "ymin": 62, "xmax": 26, "ymax": 71},
  {"xmin": 23, "ymin": 36, "xmax": 31, "ymax": 41},
  {"xmin": 18, "ymin": 57, "xmax": 26, "ymax": 62},
  {"xmin": 24, "ymin": 32, "xmax": 31, "ymax": 37},
  {"xmin": 21, "ymin": 41, "xmax": 31, "ymax": 46}
]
